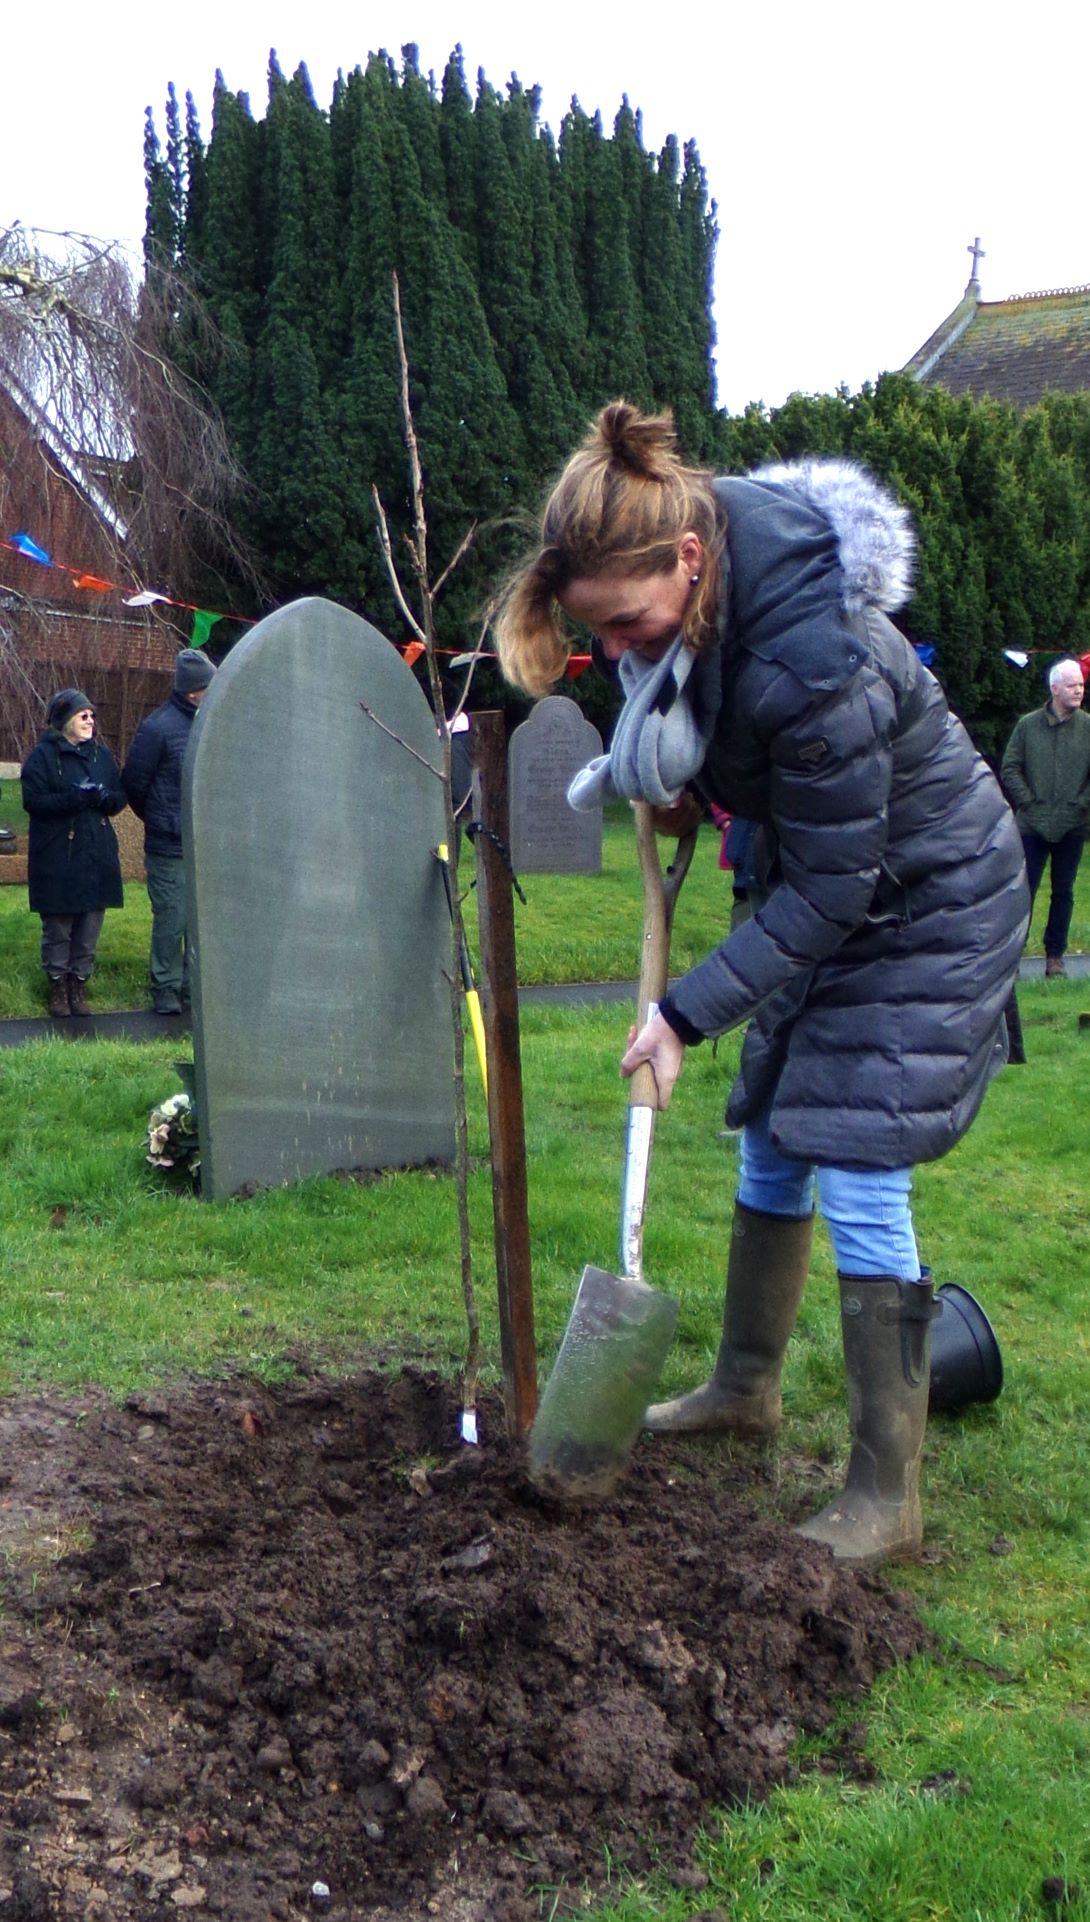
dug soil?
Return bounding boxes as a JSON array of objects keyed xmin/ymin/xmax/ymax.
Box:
[{"xmin": 0, "ymin": 1367, "xmax": 929, "ymax": 1921}]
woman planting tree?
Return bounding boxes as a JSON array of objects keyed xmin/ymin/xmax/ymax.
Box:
[{"xmin": 495, "ymin": 403, "xmax": 1028, "ymax": 1565}]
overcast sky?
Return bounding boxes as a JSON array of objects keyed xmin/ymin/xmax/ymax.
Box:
[{"xmin": 4, "ymin": 0, "xmax": 1084, "ymax": 416}]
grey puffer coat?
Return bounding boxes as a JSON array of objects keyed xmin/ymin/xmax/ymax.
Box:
[{"xmin": 658, "ymin": 462, "xmax": 1030, "ymax": 1171}]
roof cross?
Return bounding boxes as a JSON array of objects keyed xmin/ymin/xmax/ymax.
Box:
[{"xmin": 967, "ymin": 236, "xmax": 986, "ymax": 283}]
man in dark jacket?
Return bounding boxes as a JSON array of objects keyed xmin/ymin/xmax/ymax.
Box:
[
  {"xmin": 1001, "ymin": 659, "xmax": 1090, "ymax": 977},
  {"xmin": 122, "ymin": 649, "xmax": 216, "ymax": 1014}
]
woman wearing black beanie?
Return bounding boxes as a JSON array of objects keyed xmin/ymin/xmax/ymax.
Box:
[{"xmin": 20, "ymin": 690, "xmax": 126, "ymax": 1017}]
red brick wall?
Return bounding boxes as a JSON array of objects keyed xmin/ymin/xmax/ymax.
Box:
[{"xmin": 1, "ymin": 389, "xmax": 186, "ymax": 759}]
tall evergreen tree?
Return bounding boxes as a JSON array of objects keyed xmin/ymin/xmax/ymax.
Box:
[
  {"xmin": 581, "ymin": 111, "xmax": 652, "ymax": 402},
  {"xmin": 143, "ymin": 104, "xmax": 178, "ymax": 271},
  {"xmin": 152, "ymin": 44, "xmax": 722, "ymax": 666},
  {"xmin": 521, "ymin": 109, "xmax": 586, "ymax": 469},
  {"xmin": 248, "ymin": 59, "xmax": 344, "ymax": 594},
  {"xmin": 328, "ymin": 55, "xmax": 408, "ymax": 618},
  {"xmin": 554, "ymin": 100, "xmax": 594, "ymax": 404},
  {"xmin": 181, "ymin": 92, "xmax": 209, "ymax": 270},
  {"xmin": 396, "ymin": 46, "xmax": 446, "ymax": 204},
  {"xmin": 677, "ymin": 140, "xmax": 718, "ymax": 453},
  {"xmin": 438, "ymin": 48, "xmax": 479, "ymax": 280},
  {"xmin": 639, "ymin": 133, "xmax": 690, "ymax": 415},
  {"xmin": 470, "ymin": 74, "xmax": 534, "ymax": 402},
  {"xmin": 196, "ymin": 74, "xmax": 266, "ymax": 361}
]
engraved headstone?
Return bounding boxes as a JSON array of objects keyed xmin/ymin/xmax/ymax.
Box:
[
  {"xmin": 183, "ymin": 598, "xmax": 454, "ymax": 1199},
  {"xmin": 508, "ymin": 695, "xmax": 603, "ymax": 874}
]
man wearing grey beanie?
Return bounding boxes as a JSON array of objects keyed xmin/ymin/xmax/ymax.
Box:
[{"xmin": 122, "ymin": 648, "xmax": 217, "ymax": 1015}]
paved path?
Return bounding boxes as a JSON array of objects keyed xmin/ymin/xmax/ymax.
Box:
[{"xmin": 0, "ymin": 955, "xmax": 1085, "ymax": 1047}]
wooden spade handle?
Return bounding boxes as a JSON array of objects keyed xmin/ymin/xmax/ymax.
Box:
[{"xmin": 629, "ymin": 803, "xmax": 698, "ymax": 1111}]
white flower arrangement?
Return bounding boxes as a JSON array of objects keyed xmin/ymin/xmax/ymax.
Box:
[{"xmin": 145, "ymin": 1088, "xmax": 201, "ymax": 1178}]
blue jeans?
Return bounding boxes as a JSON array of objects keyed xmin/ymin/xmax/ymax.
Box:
[
  {"xmin": 737, "ymin": 1102, "xmax": 922, "ymax": 1280},
  {"xmin": 1020, "ymin": 829, "xmax": 1085, "ymax": 959}
]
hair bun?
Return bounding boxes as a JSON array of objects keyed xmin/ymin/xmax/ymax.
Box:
[{"xmin": 595, "ymin": 401, "xmax": 677, "ymax": 480}]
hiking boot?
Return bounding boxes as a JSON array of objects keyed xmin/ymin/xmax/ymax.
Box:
[
  {"xmin": 67, "ymin": 976, "xmax": 91, "ymax": 1017},
  {"xmin": 643, "ymin": 1203, "xmax": 813, "ymax": 1437},
  {"xmin": 795, "ymin": 1273, "xmax": 935, "ymax": 1566},
  {"xmin": 1044, "ymin": 955, "xmax": 1066, "ymax": 979},
  {"xmin": 47, "ymin": 976, "xmax": 70, "ymax": 1019}
]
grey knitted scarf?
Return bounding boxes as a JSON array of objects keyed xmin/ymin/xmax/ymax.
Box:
[{"xmin": 567, "ymin": 634, "xmax": 721, "ymax": 812}]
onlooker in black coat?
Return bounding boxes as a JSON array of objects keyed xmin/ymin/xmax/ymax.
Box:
[{"xmin": 21, "ymin": 689, "xmax": 125, "ymax": 1017}]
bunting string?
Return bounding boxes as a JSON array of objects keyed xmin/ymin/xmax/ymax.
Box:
[
  {"xmin": 2, "ymin": 531, "xmax": 251, "ymax": 648},
  {"xmin": 7, "ymin": 529, "xmax": 1087, "ymax": 686},
  {"xmin": 0, "ymin": 527, "xmax": 597, "ymax": 671},
  {"xmin": 1003, "ymin": 647, "xmax": 1090, "ymax": 675}
]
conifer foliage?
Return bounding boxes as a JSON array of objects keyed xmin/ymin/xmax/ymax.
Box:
[
  {"xmin": 146, "ymin": 54, "xmax": 1090, "ymax": 757},
  {"xmin": 145, "ymin": 47, "xmax": 719, "ymax": 648},
  {"xmin": 715, "ymin": 374, "xmax": 1090, "ymax": 761}
]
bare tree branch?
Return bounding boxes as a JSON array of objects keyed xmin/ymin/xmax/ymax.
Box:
[
  {"xmin": 391, "ymin": 275, "xmax": 429, "ymax": 593},
  {"xmin": 0, "ymin": 225, "xmax": 264, "ymax": 606},
  {"xmin": 370, "ymin": 486, "xmax": 427, "ymax": 643},
  {"xmin": 375, "ymin": 270, "xmax": 483, "ymax": 1419},
  {"xmin": 446, "ymin": 610, "xmax": 496, "ymax": 729},
  {"xmin": 432, "ymin": 522, "xmax": 478, "ymax": 601},
  {"xmin": 356, "ymin": 700, "xmax": 442, "ymax": 773},
  {"xmin": 0, "ymin": 225, "xmax": 266, "ymax": 755}
]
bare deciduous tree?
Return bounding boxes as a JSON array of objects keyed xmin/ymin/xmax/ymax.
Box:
[
  {"xmin": 0, "ymin": 225, "xmax": 262, "ymax": 756},
  {"xmin": 369, "ymin": 273, "xmax": 496, "ymax": 1434}
]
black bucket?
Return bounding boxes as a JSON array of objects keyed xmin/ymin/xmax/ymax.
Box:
[{"xmin": 928, "ymin": 1283, "xmax": 1003, "ymax": 1413}]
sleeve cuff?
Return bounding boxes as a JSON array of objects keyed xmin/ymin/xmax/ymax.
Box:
[{"xmin": 658, "ymin": 994, "xmax": 705, "ymax": 1047}]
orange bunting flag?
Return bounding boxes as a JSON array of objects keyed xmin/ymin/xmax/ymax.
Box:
[
  {"xmin": 402, "ymin": 641, "xmax": 426, "ymax": 668},
  {"xmin": 74, "ymin": 574, "xmax": 112, "ymax": 592},
  {"xmin": 565, "ymin": 654, "xmax": 592, "ymax": 680}
]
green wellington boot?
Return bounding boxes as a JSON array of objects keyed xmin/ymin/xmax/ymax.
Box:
[
  {"xmin": 796, "ymin": 1272, "xmax": 935, "ymax": 1565},
  {"xmin": 643, "ymin": 1202, "xmax": 813, "ymax": 1437}
]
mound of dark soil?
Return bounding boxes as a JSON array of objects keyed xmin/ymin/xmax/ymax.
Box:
[{"xmin": 0, "ymin": 1369, "xmax": 929, "ymax": 1921}]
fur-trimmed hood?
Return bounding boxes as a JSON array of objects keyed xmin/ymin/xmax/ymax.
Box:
[
  {"xmin": 748, "ymin": 458, "xmax": 915, "ymax": 614},
  {"xmin": 714, "ymin": 462, "xmax": 916, "ymax": 695}
]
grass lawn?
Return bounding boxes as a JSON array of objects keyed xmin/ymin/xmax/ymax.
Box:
[
  {"xmin": 0, "ymin": 793, "xmax": 27, "ymax": 836},
  {"xmin": 1, "ymin": 804, "xmax": 1088, "ymax": 1015},
  {"xmin": 1, "ymin": 946, "xmax": 1088, "ymax": 1917}
]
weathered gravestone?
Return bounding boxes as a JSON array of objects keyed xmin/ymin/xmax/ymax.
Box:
[
  {"xmin": 183, "ymin": 598, "xmax": 454, "ymax": 1199},
  {"xmin": 508, "ymin": 695, "xmax": 603, "ymax": 874}
]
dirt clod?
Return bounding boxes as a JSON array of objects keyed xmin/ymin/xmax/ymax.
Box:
[
  {"xmin": 0, "ymin": 1368, "xmax": 929, "ymax": 1919},
  {"xmin": 1042, "ymin": 1877, "xmax": 1081, "ymax": 1909}
]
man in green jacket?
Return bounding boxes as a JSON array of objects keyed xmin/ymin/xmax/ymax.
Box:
[{"xmin": 1001, "ymin": 658, "xmax": 1090, "ymax": 976}]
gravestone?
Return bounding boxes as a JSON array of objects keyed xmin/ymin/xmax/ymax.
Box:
[
  {"xmin": 183, "ymin": 598, "xmax": 454, "ymax": 1199},
  {"xmin": 508, "ymin": 695, "xmax": 603, "ymax": 874}
]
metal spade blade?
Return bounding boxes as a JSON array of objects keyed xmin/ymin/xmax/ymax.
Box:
[{"xmin": 528, "ymin": 805, "xmax": 696, "ymax": 1498}]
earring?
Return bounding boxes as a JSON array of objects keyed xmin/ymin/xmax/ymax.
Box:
[{"xmin": 690, "ymin": 574, "xmax": 701, "ymax": 586}]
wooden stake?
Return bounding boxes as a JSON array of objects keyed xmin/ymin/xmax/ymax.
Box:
[{"xmin": 472, "ymin": 712, "xmax": 538, "ymax": 1435}]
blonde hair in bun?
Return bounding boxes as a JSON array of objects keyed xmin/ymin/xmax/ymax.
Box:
[{"xmin": 494, "ymin": 401, "xmax": 724, "ymax": 697}]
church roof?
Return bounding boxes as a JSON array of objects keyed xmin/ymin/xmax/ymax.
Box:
[{"xmin": 904, "ymin": 278, "xmax": 1090, "ymax": 409}]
